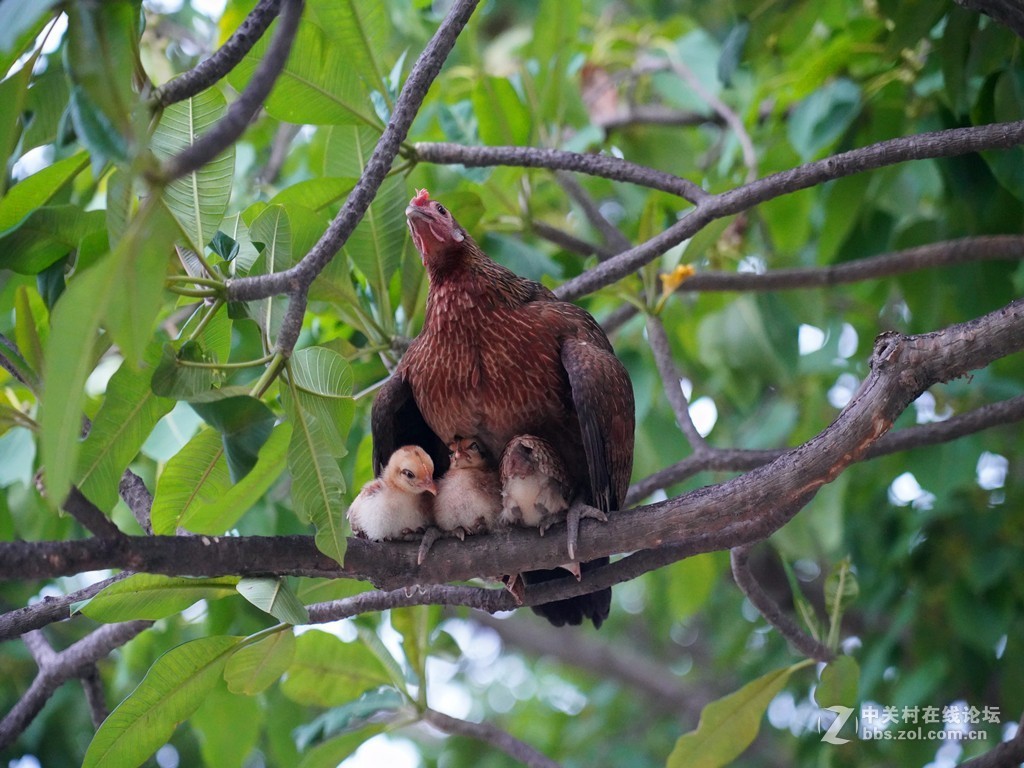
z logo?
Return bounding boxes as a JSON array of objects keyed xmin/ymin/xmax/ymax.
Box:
[{"xmin": 820, "ymin": 705, "xmax": 855, "ymax": 745}]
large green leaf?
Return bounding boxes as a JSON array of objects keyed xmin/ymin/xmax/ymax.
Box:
[
  {"xmin": 190, "ymin": 395, "xmax": 277, "ymax": 482},
  {"xmin": 75, "ymin": 574, "xmax": 241, "ymax": 623},
  {"xmin": 225, "ymin": 630, "xmax": 296, "ymax": 695},
  {"xmin": 192, "ymin": 683, "xmax": 261, "ymax": 768},
  {"xmin": 150, "ymin": 427, "xmax": 227, "ymax": 534},
  {"xmin": 288, "ymin": 347, "xmax": 354, "ymax": 456},
  {"xmin": 307, "ymin": 0, "xmax": 389, "ymax": 100},
  {"xmin": 82, "ymin": 635, "xmax": 242, "ymax": 768},
  {"xmin": 472, "ymin": 75, "xmax": 531, "ymax": 146},
  {"xmin": 39, "ymin": 202, "xmax": 173, "ymax": 509},
  {"xmin": 0, "ymin": 63, "xmax": 33, "ymax": 197},
  {"xmin": 0, "ymin": 206, "xmax": 106, "ymax": 274},
  {"xmin": 343, "ymin": 174, "xmax": 406, "ymax": 300},
  {"xmin": 151, "ymin": 88, "xmax": 235, "ymax": 253},
  {"xmin": 667, "ymin": 663, "xmax": 810, "ymax": 768},
  {"xmin": 226, "ymin": 12, "xmax": 381, "ymax": 127},
  {"xmin": 0, "ymin": 151, "xmax": 90, "ymax": 235},
  {"xmin": 75, "ymin": 345, "xmax": 175, "ymax": 512},
  {"xmin": 0, "ymin": 0, "xmax": 59, "ymax": 75},
  {"xmin": 64, "ymin": 0, "xmax": 141, "ymax": 158},
  {"xmin": 280, "ymin": 630, "xmax": 393, "ymax": 708},
  {"xmin": 283, "ymin": 379, "xmax": 346, "ymax": 564}
]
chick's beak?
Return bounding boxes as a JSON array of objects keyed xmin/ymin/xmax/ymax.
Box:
[{"xmin": 420, "ymin": 478, "xmax": 438, "ymax": 496}]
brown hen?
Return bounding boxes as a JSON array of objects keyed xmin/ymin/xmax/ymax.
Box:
[{"xmin": 372, "ymin": 190, "xmax": 635, "ymax": 628}]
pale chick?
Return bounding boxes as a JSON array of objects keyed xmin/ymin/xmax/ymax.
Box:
[
  {"xmin": 435, "ymin": 438, "xmax": 502, "ymax": 539},
  {"xmin": 348, "ymin": 445, "xmax": 437, "ymax": 542}
]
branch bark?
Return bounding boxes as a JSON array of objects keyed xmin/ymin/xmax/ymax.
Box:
[{"xmin": 423, "ymin": 708, "xmax": 562, "ymax": 768}]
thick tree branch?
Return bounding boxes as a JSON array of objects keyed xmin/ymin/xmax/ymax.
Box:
[
  {"xmin": 959, "ymin": 712, "xmax": 1024, "ymax": 768},
  {"xmin": 955, "ymin": 0, "xmax": 1024, "ymax": 39},
  {"xmin": 0, "ymin": 574, "xmax": 130, "ymax": 642},
  {"xmin": 159, "ymin": 0, "xmax": 303, "ymax": 183},
  {"xmin": 3, "ymin": 301, "xmax": 1020, "ymax": 609},
  {"xmin": 423, "ymin": 708, "xmax": 562, "ymax": 768},
  {"xmin": 119, "ymin": 470, "xmax": 153, "ymax": 535},
  {"xmin": 152, "ymin": 0, "xmax": 284, "ymax": 107},
  {"xmin": 63, "ymin": 487, "xmax": 125, "ymax": 539},
  {"xmin": 0, "ymin": 622, "xmax": 151, "ymax": 750},
  {"xmin": 730, "ymin": 545, "xmax": 834, "ymax": 663}
]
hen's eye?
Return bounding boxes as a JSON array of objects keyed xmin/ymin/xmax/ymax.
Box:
[
  {"xmin": 435, "ymin": 203, "xmax": 447, "ymax": 215},
  {"xmin": 469, "ymin": 442, "xmax": 479, "ymax": 451}
]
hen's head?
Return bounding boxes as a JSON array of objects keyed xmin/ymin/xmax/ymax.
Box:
[
  {"xmin": 406, "ymin": 189, "xmax": 467, "ymax": 265},
  {"xmin": 383, "ymin": 445, "xmax": 438, "ymax": 496},
  {"xmin": 448, "ymin": 437, "xmax": 488, "ymax": 470}
]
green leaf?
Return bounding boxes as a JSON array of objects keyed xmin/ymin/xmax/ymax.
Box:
[
  {"xmin": 0, "ymin": 151, "xmax": 90, "ymax": 234},
  {"xmin": 191, "ymin": 395, "xmax": 277, "ymax": 483},
  {"xmin": 12, "ymin": 286, "xmax": 46, "ymax": 388},
  {"xmin": 815, "ymin": 656, "xmax": 860, "ymax": 709},
  {"xmin": 294, "ymin": 687, "xmax": 403, "ymax": 749},
  {"xmin": 236, "ymin": 577, "xmax": 310, "ymax": 625},
  {"xmin": 280, "ymin": 630, "xmax": 393, "ymax": 708},
  {"xmin": 150, "ymin": 427, "xmax": 227, "ymax": 534},
  {"xmin": 788, "ymin": 78, "xmax": 862, "ymax": 162},
  {"xmin": 308, "ymin": 0, "xmax": 390, "ymax": 98},
  {"xmin": 270, "ymin": 177, "xmax": 357, "ymax": 213},
  {"xmin": 283, "ymin": 378, "xmax": 346, "ymax": 564},
  {"xmin": 0, "ymin": 0, "xmax": 59, "ymax": 71},
  {"xmin": 68, "ymin": 85, "xmax": 131, "ymax": 169},
  {"xmin": 151, "ymin": 88, "xmax": 235, "ymax": 253},
  {"xmin": 343, "ymin": 174, "xmax": 406, "ymax": 301},
  {"xmin": 75, "ymin": 574, "xmax": 240, "ymax": 623},
  {"xmin": 288, "ymin": 347, "xmax": 354, "ymax": 456},
  {"xmin": 296, "ymin": 726, "xmax": 386, "ymax": 768},
  {"xmin": 0, "ymin": 64, "xmax": 33, "ymax": 195},
  {"xmin": 225, "ymin": 630, "xmax": 296, "ymax": 695},
  {"xmin": 0, "ymin": 206, "xmax": 106, "ymax": 274},
  {"xmin": 75, "ymin": 345, "xmax": 175, "ymax": 512},
  {"xmin": 82, "ymin": 635, "xmax": 242, "ymax": 768},
  {"xmin": 227, "ymin": 12, "xmax": 381, "ymax": 127},
  {"xmin": 718, "ymin": 19, "xmax": 750, "ymax": 87},
  {"xmin": 192, "ymin": 682, "xmax": 260, "ymax": 768},
  {"xmin": 472, "ymin": 76, "xmax": 531, "ymax": 146},
  {"xmin": 667, "ymin": 663, "xmax": 810, "ymax": 768},
  {"xmin": 64, "ymin": 0, "xmax": 140, "ymax": 147},
  {"xmin": 151, "ymin": 340, "xmax": 221, "ymax": 400},
  {"xmin": 825, "ymin": 556, "xmax": 859, "ymax": 649}
]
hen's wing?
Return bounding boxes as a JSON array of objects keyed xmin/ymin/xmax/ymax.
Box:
[
  {"xmin": 371, "ymin": 370, "xmax": 448, "ymax": 477},
  {"xmin": 560, "ymin": 337, "xmax": 635, "ymax": 512}
]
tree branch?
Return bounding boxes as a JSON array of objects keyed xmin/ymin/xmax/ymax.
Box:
[
  {"xmin": 730, "ymin": 545, "xmax": 834, "ymax": 663},
  {"xmin": 955, "ymin": 0, "xmax": 1024, "ymax": 39},
  {"xmin": 422, "ymin": 708, "xmax": 562, "ymax": 768},
  {"xmin": 959, "ymin": 712, "xmax": 1024, "ymax": 768},
  {"xmin": 0, "ymin": 622, "xmax": 151, "ymax": 750},
  {"xmin": 646, "ymin": 314, "xmax": 707, "ymax": 453},
  {"xmin": 152, "ymin": 0, "xmax": 284, "ymax": 107},
  {"xmin": 0, "ymin": 573, "xmax": 131, "ymax": 642},
  {"xmin": 159, "ymin": 0, "xmax": 303, "ymax": 183},
  {"xmin": 3, "ymin": 301, "xmax": 1020, "ymax": 610},
  {"xmin": 414, "ymin": 142, "xmax": 708, "ymax": 204}
]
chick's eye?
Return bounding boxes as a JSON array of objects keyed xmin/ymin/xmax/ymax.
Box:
[
  {"xmin": 401, "ymin": 469, "xmax": 415, "ymax": 479},
  {"xmin": 434, "ymin": 203, "xmax": 447, "ymax": 215},
  {"xmin": 469, "ymin": 442, "xmax": 479, "ymax": 452}
]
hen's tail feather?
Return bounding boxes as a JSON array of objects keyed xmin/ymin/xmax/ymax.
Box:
[{"xmin": 524, "ymin": 558, "xmax": 611, "ymax": 629}]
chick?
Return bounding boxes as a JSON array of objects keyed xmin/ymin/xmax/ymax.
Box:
[
  {"xmin": 348, "ymin": 445, "xmax": 437, "ymax": 541},
  {"xmin": 499, "ymin": 435, "xmax": 574, "ymax": 534},
  {"xmin": 435, "ymin": 438, "xmax": 502, "ymax": 539}
]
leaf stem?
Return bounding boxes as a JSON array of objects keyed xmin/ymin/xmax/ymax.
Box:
[{"xmin": 249, "ymin": 352, "xmax": 287, "ymax": 398}]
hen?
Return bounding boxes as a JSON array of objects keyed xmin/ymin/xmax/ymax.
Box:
[
  {"xmin": 348, "ymin": 445, "xmax": 437, "ymax": 542},
  {"xmin": 372, "ymin": 190, "xmax": 635, "ymax": 628}
]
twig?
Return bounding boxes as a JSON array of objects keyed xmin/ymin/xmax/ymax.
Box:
[
  {"xmin": 119, "ymin": 470, "xmax": 154, "ymax": 535},
  {"xmin": 645, "ymin": 315, "xmax": 707, "ymax": 452},
  {"xmin": 0, "ymin": 622, "xmax": 151, "ymax": 750},
  {"xmin": 626, "ymin": 394, "xmax": 1024, "ymax": 503},
  {"xmin": 532, "ymin": 221, "xmax": 614, "ymax": 260},
  {"xmin": 556, "ymin": 171, "xmax": 632, "ymax": 253},
  {"xmin": 415, "ymin": 142, "xmax": 708, "ymax": 204},
  {"xmin": 555, "ymin": 120, "xmax": 1024, "ymax": 301},
  {"xmin": 159, "ymin": 0, "xmax": 303, "ymax": 183},
  {"xmin": 0, "ymin": 573, "xmax": 131, "ymax": 642},
  {"xmin": 153, "ymin": 0, "xmax": 284, "ymax": 107},
  {"xmin": 955, "ymin": 0, "xmax": 1024, "ymax": 39},
  {"xmin": 63, "ymin": 487, "xmax": 125, "ymax": 539},
  {"xmin": 80, "ymin": 665, "xmax": 109, "ymax": 728},
  {"xmin": 730, "ymin": 545, "xmax": 834, "ymax": 663},
  {"xmin": 258, "ymin": 122, "xmax": 303, "ymax": 185},
  {"xmin": 423, "ymin": 708, "xmax": 562, "ymax": 768}
]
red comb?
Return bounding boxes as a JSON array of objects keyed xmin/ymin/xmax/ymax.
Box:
[{"xmin": 411, "ymin": 188, "xmax": 430, "ymax": 206}]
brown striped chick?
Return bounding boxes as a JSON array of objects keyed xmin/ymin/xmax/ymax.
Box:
[
  {"xmin": 348, "ymin": 446, "xmax": 437, "ymax": 542},
  {"xmin": 417, "ymin": 438, "xmax": 501, "ymax": 564},
  {"xmin": 500, "ymin": 435, "xmax": 585, "ymax": 588},
  {"xmin": 436, "ymin": 438, "xmax": 501, "ymax": 538}
]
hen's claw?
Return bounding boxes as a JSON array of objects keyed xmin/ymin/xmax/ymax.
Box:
[
  {"xmin": 565, "ymin": 501, "xmax": 608, "ymax": 561},
  {"xmin": 503, "ymin": 573, "xmax": 526, "ymax": 605},
  {"xmin": 417, "ymin": 526, "xmax": 442, "ymax": 565}
]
